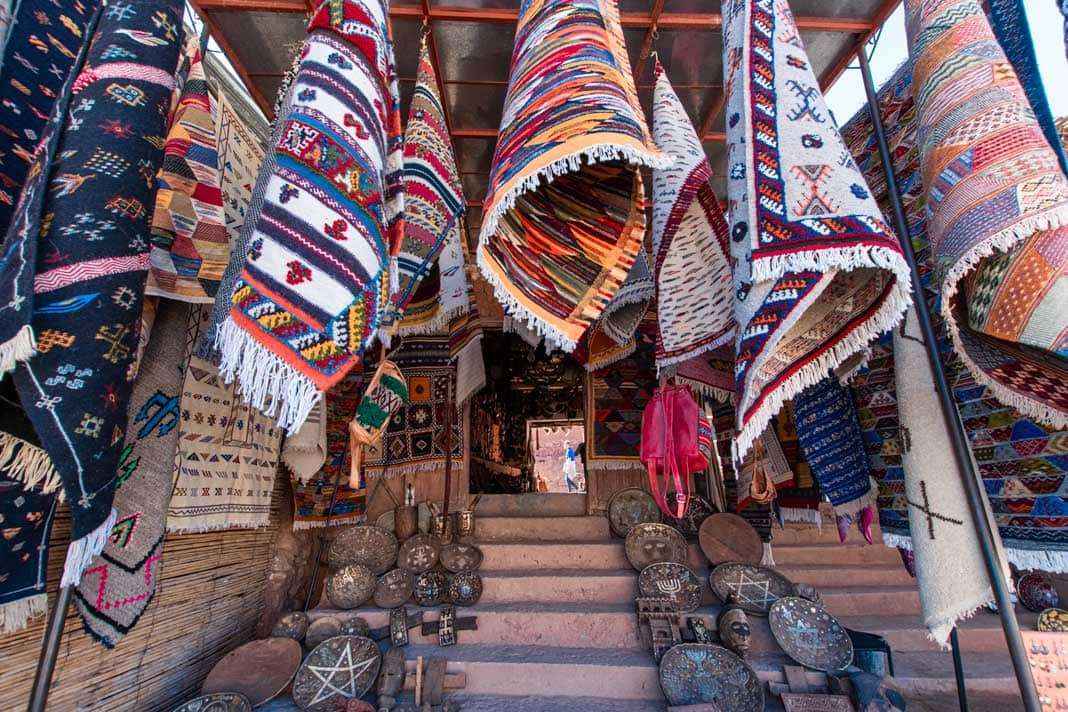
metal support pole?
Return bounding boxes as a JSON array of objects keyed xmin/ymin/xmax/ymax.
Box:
[
  {"xmin": 856, "ymin": 48, "xmax": 1039, "ymax": 712},
  {"xmin": 27, "ymin": 583, "xmax": 72, "ymax": 712},
  {"xmin": 950, "ymin": 628, "xmax": 970, "ymax": 712}
]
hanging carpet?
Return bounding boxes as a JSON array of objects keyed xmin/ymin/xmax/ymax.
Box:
[
  {"xmin": 722, "ymin": 0, "xmax": 911, "ymax": 464},
  {"xmin": 597, "ymin": 249, "xmax": 654, "ymax": 348},
  {"xmin": 147, "ymin": 36, "xmax": 228, "ymax": 303},
  {"xmin": 168, "ymin": 306, "xmax": 282, "ymax": 533},
  {"xmin": 769, "ymin": 401, "xmax": 822, "ymax": 526},
  {"xmin": 841, "ymin": 61, "xmax": 1068, "ymax": 571},
  {"xmin": 216, "ymin": 0, "xmax": 404, "ymax": 433},
  {"xmin": 73, "ymin": 300, "xmax": 188, "ymax": 649},
  {"xmin": 449, "ymin": 251, "xmax": 486, "ymax": 406},
  {"xmin": 0, "ymin": 0, "xmax": 182, "ymax": 587},
  {"xmin": 215, "ymin": 91, "xmax": 267, "ymax": 250},
  {"xmin": 906, "ymin": 0, "xmax": 1068, "ymax": 429},
  {"xmin": 282, "ymin": 399, "xmax": 328, "ymax": 483},
  {"xmin": 292, "ymin": 368, "xmax": 368, "ymax": 530},
  {"xmin": 673, "ymin": 347, "xmax": 735, "ymax": 405},
  {"xmin": 0, "ymin": 0, "xmax": 98, "ymax": 235},
  {"xmin": 651, "ymin": 63, "xmax": 734, "ymax": 369},
  {"xmin": 477, "ymin": 0, "xmax": 670, "ymax": 353}
]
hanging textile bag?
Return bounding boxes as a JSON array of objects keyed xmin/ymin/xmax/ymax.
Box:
[
  {"xmin": 640, "ymin": 384, "xmax": 708, "ymax": 518},
  {"xmin": 349, "ymin": 359, "xmax": 408, "ymax": 488}
]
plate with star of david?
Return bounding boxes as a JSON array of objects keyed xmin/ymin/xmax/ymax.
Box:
[
  {"xmin": 769, "ymin": 596, "xmax": 853, "ymax": 672},
  {"xmin": 709, "ymin": 562, "xmax": 794, "ymax": 616},
  {"xmin": 292, "ymin": 635, "xmax": 381, "ymax": 711}
]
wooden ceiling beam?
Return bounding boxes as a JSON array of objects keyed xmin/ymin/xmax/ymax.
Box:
[{"xmin": 818, "ymin": 0, "xmax": 902, "ymax": 93}]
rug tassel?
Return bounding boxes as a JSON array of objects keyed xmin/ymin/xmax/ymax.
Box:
[
  {"xmin": 0, "ymin": 325, "xmax": 36, "ymax": 378},
  {"xmin": 61, "ymin": 508, "xmax": 117, "ymax": 588},
  {"xmin": 760, "ymin": 541, "xmax": 775, "ymax": 566},
  {"xmin": 0, "ymin": 432, "xmax": 63, "ymax": 496},
  {"xmin": 0, "ymin": 594, "xmax": 48, "ymax": 633}
]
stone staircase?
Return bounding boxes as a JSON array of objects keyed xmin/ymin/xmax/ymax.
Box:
[{"xmin": 296, "ymin": 494, "xmax": 1026, "ymax": 710}]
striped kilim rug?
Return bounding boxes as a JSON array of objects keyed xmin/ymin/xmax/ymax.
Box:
[
  {"xmin": 906, "ymin": 0, "xmax": 1068, "ymax": 430},
  {"xmin": 651, "ymin": 63, "xmax": 734, "ymax": 369},
  {"xmin": 723, "ymin": 0, "xmax": 911, "ymax": 464},
  {"xmin": 478, "ymin": 0, "xmax": 669, "ymax": 353},
  {"xmin": 217, "ymin": 0, "xmax": 404, "ymax": 433}
]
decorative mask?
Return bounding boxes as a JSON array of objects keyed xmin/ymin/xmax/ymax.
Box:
[{"xmin": 717, "ymin": 604, "xmax": 752, "ymax": 658}]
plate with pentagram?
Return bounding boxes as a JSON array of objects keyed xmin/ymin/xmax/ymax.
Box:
[
  {"xmin": 638, "ymin": 562, "xmax": 703, "ymax": 612},
  {"xmin": 625, "ymin": 523, "xmax": 689, "ymax": 571},
  {"xmin": 770, "ymin": 596, "xmax": 854, "ymax": 672},
  {"xmin": 327, "ymin": 525, "xmax": 398, "ymax": 574},
  {"xmin": 292, "ymin": 635, "xmax": 381, "ymax": 711},
  {"xmin": 398, "ymin": 533, "xmax": 441, "ymax": 574},
  {"xmin": 658, "ymin": 643, "xmax": 764, "ymax": 711},
  {"xmin": 201, "ymin": 637, "xmax": 301, "ymax": 706},
  {"xmin": 608, "ymin": 487, "xmax": 663, "ymax": 538},
  {"xmin": 709, "ymin": 562, "xmax": 794, "ymax": 616},
  {"xmin": 170, "ymin": 692, "xmax": 251, "ymax": 712}
]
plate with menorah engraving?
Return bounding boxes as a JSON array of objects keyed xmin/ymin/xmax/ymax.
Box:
[{"xmin": 638, "ymin": 562, "xmax": 703, "ymax": 612}]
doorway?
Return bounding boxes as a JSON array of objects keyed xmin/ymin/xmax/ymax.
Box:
[{"xmin": 527, "ymin": 419, "xmax": 586, "ymax": 493}]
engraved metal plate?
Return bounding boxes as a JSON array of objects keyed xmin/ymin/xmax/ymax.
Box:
[
  {"xmin": 639, "ymin": 562, "xmax": 703, "ymax": 613},
  {"xmin": 326, "ymin": 564, "xmax": 376, "ymax": 609},
  {"xmin": 709, "ymin": 562, "xmax": 794, "ymax": 616},
  {"xmin": 625, "ymin": 523, "xmax": 689, "ymax": 571},
  {"xmin": 390, "ymin": 606, "xmax": 409, "ymax": 646},
  {"xmin": 292, "ymin": 636, "xmax": 381, "ymax": 711},
  {"xmin": 413, "ymin": 570, "xmax": 449, "ymax": 607},
  {"xmin": 327, "ymin": 525, "xmax": 399, "ymax": 574},
  {"xmin": 658, "ymin": 643, "xmax": 763, "ymax": 711},
  {"xmin": 608, "ymin": 487, "xmax": 663, "ymax": 538},
  {"xmin": 438, "ymin": 605, "xmax": 456, "ymax": 647},
  {"xmin": 201, "ymin": 638, "xmax": 301, "ymax": 707},
  {"xmin": 304, "ymin": 617, "xmax": 341, "ymax": 650},
  {"xmin": 270, "ymin": 611, "xmax": 309, "ymax": 641},
  {"xmin": 667, "ymin": 495, "xmax": 717, "ymax": 539},
  {"xmin": 374, "ymin": 568, "xmax": 414, "ymax": 609},
  {"xmin": 170, "ymin": 692, "xmax": 251, "ymax": 712},
  {"xmin": 440, "ymin": 543, "xmax": 483, "ymax": 573},
  {"xmin": 699, "ymin": 513, "xmax": 762, "ymax": 565},
  {"xmin": 397, "ymin": 533, "xmax": 441, "ymax": 574},
  {"xmin": 769, "ymin": 597, "xmax": 854, "ymax": 672},
  {"xmin": 448, "ymin": 571, "xmax": 483, "ymax": 607}
]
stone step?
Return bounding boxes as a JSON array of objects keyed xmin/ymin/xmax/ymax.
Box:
[
  {"xmin": 837, "ymin": 611, "xmax": 1038, "ymax": 653},
  {"xmin": 775, "ymin": 563, "xmax": 916, "ymax": 588},
  {"xmin": 479, "ymin": 540, "xmax": 708, "ymax": 571},
  {"xmin": 769, "ymin": 542, "xmax": 904, "ymax": 566},
  {"xmin": 476, "ymin": 493, "xmax": 588, "ymax": 518},
  {"xmin": 475, "ymin": 515, "xmax": 611, "ymax": 541}
]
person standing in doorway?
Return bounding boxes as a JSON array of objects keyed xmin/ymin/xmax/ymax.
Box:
[{"xmin": 563, "ymin": 439, "xmax": 579, "ymax": 493}]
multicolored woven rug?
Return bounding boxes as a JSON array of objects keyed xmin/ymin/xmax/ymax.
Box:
[
  {"xmin": 0, "ymin": 0, "xmax": 182, "ymax": 587},
  {"xmin": 477, "ymin": 0, "xmax": 669, "ymax": 352},
  {"xmin": 723, "ymin": 0, "xmax": 911, "ymax": 464},
  {"xmin": 292, "ymin": 369, "xmax": 368, "ymax": 530},
  {"xmin": 674, "ymin": 347, "xmax": 735, "ymax": 405},
  {"xmin": 651, "ymin": 64, "xmax": 733, "ymax": 369},
  {"xmin": 73, "ymin": 300, "xmax": 187, "ymax": 648},
  {"xmin": 906, "ymin": 0, "xmax": 1068, "ymax": 429},
  {"xmin": 794, "ymin": 377, "xmax": 877, "ymax": 518},
  {"xmin": 0, "ymin": 0, "xmax": 98, "ymax": 234},
  {"xmin": 217, "ymin": 0, "xmax": 404, "ymax": 433},
  {"xmin": 389, "ymin": 35, "xmax": 464, "ymax": 319},
  {"xmin": 168, "ymin": 306, "xmax": 282, "ymax": 532},
  {"xmin": 585, "ymin": 317, "xmax": 658, "ymax": 472},
  {"xmin": 215, "ymin": 91, "xmax": 266, "ymax": 249},
  {"xmin": 842, "ymin": 61, "xmax": 1068, "ymax": 571},
  {"xmin": 0, "ymin": 477, "xmax": 56, "ymax": 633},
  {"xmin": 147, "ymin": 36, "xmax": 228, "ymax": 303},
  {"xmin": 597, "ymin": 249, "xmax": 654, "ymax": 347}
]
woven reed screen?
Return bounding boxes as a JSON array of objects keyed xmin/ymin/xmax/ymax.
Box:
[{"xmin": 0, "ymin": 477, "xmax": 284, "ymax": 712}]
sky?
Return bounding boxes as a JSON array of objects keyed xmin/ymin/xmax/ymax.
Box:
[{"xmin": 825, "ymin": 0, "xmax": 1068, "ymax": 126}]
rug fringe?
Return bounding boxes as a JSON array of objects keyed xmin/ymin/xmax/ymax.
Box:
[
  {"xmin": 0, "ymin": 431, "xmax": 63, "ymax": 497},
  {"xmin": 365, "ymin": 459, "xmax": 454, "ymax": 478},
  {"xmin": 586, "ymin": 460, "xmax": 642, "ymax": 472},
  {"xmin": 654, "ymin": 329, "xmax": 735, "ymax": 373},
  {"xmin": 215, "ymin": 318, "xmax": 323, "ymax": 433},
  {"xmin": 478, "ymin": 253, "xmax": 580, "ymax": 353},
  {"xmin": 779, "ymin": 507, "xmax": 823, "ymax": 527},
  {"xmin": 760, "ymin": 541, "xmax": 775, "ymax": 566},
  {"xmin": 926, "ymin": 589, "xmax": 997, "ymax": 650},
  {"xmin": 584, "ymin": 341, "xmax": 637, "ymax": 372},
  {"xmin": 0, "ymin": 324, "xmax": 35, "ymax": 378},
  {"xmin": 165, "ymin": 519, "xmax": 270, "ymax": 534},
  {"xmin": 733, "ymin": 259, "xmax": 912, "ymax": 464},
  {"xmin": 292, "ymin": 516, "xmax": 364, "ymax": 531},
  {"xmin": 392, "ymin": 304, "xmax": 465, "ymax": 338},
  {"xmin": 0, "ymin": 593, "xmax": 48, "ymax": 633},
  {"xmin": 1005, "ymin": 547, "xmax": 1068, "ymax": 574},
  {"xmin": 61, "ymin": 508, "xmax": 117, "ymax": 588},
  {"xmin": 939, "ymin": 206, "xmax": 1068, "ymax": 429}
]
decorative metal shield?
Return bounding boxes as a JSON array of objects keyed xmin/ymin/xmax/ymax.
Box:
[
  {"xmin": 327, "ymin": 525, "xmax": 398, "ymax": 574},
  {"xmin": 170, "ymin": 693, "xmax": 252, "ymax": 712},
  {"xmin": 658, "ymin": 643, "xmax": 764, "ymax": 711},
  {"xmin": 608, "ymin": 487, "xmax": 663, "ymax": 538},
  {"xmin": 449, "ymin": 571, "xmax": 484, "ymax": 607},
  {"xmin": 292, "ymin": 636, "xmax": 381, "ymax": 711},
  {"xmin": 326, "ymin": 564, "xmax": 376, "ymax": 609},
  {"xmin": 440, "ymin": 543, "xmax": 483, "ymax": 573},
  {"xmin": 667, "ymin": 495, "xmax": 717, "ymax": 539},
  {"xmin": 709, "ymin": 562, "xmax": 794, "ymax": 616},
  {"xmin": 398, "ymin": 533, "xmax": 441, "ymax": 574},
  {"xmin": 201, "ymin": 638, "xmax": 301, "ymax": 707},
  {"xmin": 304, "ymin": 617, "xmax": 341, "ymax": 650},
  {"xmin": 769, "ymin": 597, "xmax": 854, "ymax": 672},
  {"xmin": 699, "ymin": 513, "xmax": 762, "ymax": 564},
  {"xmin": 638, "ymin": 562, "xmax": 703, "ymax": 612},
  {"xmin": 625, "ymin": 523, "xmax": 689, "ymax": 571},
  {"xmin": 270, "ymin": 611, "xmax": 309, "ymax": 642},
  {"xmin": 374, "ymin": 568, "xmax": 415, "ymax": 609},
  {"xmin": 413, "ymin": 570, "xmax": 449, "ymax": 607}
]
